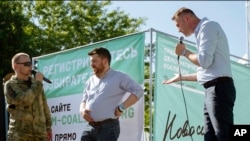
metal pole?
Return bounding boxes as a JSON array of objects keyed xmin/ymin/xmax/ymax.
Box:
[
  {"xmin": 246, "ymin": 1, "xmax": 250, "ymax": 60},
  {"xmin": 149, "ymin": 28, "xmax": 153, "ymax": 141}
]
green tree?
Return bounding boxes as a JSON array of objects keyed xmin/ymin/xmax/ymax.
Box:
[
  {"xmin": 0, "ymin": 0, "xmax": 146, "ymax": 78},
  {"xmin": 0, "ymin": 1, "xmax": 40, "ymax": 77},
  {"xmin": 1, "ymin": 0, "xmax": 154, "ymax": 135},
  {"xmin": 29, "ymin": 1, "xmax": 146, "ymax": 52},
  {"xmin": 144, "ymin": 43, "xmax": 155, "ymax": 133}
]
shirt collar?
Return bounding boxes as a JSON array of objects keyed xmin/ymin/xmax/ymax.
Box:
[
  {"xmin": 95, "ymin": 68, "xmax": 113, "ymax": 79},
  {"xmin": 105, "ymin": 68, "xmax": 112, "ymax": 76},
  {"xmin": 194, "ymin": 17, "xmax": 209, "ymax": 38}
]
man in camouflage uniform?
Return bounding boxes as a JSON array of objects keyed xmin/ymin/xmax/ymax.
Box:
[{"xmin": 4, "ymin": 53, "xmax": 52, "ymax": 141}]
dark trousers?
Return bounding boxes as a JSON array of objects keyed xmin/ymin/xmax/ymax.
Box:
[
  {"xmin": 81, "ymin": 119, "xmax": 120, "ymax": 141},
  {"xmin": 204, "ymin": 80, "xmax": 236, "ymax": 141}
]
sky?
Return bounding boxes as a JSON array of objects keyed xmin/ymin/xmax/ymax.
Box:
[{"xmin": 108, "ymin": 1, "xmax": 249, "ymax": 60}]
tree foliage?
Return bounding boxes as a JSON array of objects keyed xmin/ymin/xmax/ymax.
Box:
[
  {"xmin": 0, "ymin": 1, "xmax": 39, "ymax": 76},
  {"xmin": 1, "ymin": 0, "xmax": 155, "ymax": 134},
  {"xmin": 144, "ymin": 43, "xmax": 156, "ymax": 133},
  {"xmin": 0, "ymin": 0, "xmax": 146, "ymax": 78}
]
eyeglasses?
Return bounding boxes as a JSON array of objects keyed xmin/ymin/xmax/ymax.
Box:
[{"xmin": 16, "ymin": 62, "xmax": 32, "ymax": 67}]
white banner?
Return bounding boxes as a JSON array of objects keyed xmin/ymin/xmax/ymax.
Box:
[
  {"xmin": 48, "ymin": 93, "xmax": 144, "ymax": 141},
  {"xmin": 33, "ymin": 33, "xmax": 145, "ymax": 141}
]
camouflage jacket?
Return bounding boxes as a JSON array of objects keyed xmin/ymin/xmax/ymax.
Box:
[{"xmin": 4, "ymin": 75, "xmax": 52, "ymax": 138}]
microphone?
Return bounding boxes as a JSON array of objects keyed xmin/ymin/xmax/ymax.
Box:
[
  {"xmin": 177, "ymin": 36, "xmax": 184, "ymax": 60},
  {"xmin": 180, "ymin": 36, "xmax": 184, "ymax": 44},
  {"xmin": 31, "ymin": 70, "xmax": 52, "ymax": 84}
]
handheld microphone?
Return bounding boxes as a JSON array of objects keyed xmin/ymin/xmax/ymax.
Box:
[
  {"xmin": 177, "ymin": 36, "xmax": 184, "ymax": 60},
  {"xmin": 31, "ymin": 70, "xmax": 52, "ymax": 84}
]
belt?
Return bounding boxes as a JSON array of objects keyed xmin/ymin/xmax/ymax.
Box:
[
  {"xmin": 89, "ymin": 118, "xmax": 118, "ymax": 127},
  {"xmin": 203, "ymin": 77, "xmax": 233, "ymax": 89}
]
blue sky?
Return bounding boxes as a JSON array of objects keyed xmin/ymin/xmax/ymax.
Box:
[{"xmin": 108, "ymin": 1, "xmax": 248, "ymax": 59}]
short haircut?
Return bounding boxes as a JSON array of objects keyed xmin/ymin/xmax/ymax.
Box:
[
  {"xmin": 88, "ymin": 47, "xmax": 111, "ymax": 65},
  {"xmin": 11, "ymin": 53, "xmax": 30, "ymax": 69},
  {"xmin": 172, "ymin": 7, "xmax": 196, "ymax": 21}
]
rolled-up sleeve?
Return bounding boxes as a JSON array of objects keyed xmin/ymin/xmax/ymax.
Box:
[
  {"xmin": 120, "ymin": 74, "xmax": 144, "ymax": 99},
  {"xmin": 197, "ymin": 22, "xmax": 219, "ymax": 69}
]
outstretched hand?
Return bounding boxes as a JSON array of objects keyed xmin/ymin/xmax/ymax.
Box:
[{"xmin": 162, "ymin": 74, "xmax": 180, "ymax": 84}]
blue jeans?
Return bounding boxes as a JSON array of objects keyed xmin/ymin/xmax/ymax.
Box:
[
  {"xmin": 204, "ymin": 80, "xmax": 236, "ymax": 141},
  {"xmin": 81, "ymin": 119, "xmax": 120, "ymax": 141}
]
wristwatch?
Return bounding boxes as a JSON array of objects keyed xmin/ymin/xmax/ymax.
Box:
[{"xmin": 118, "ymin": 104, "xmax": 126, "ymax": 112}]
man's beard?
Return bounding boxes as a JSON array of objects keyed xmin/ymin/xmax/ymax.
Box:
[{"xmin": 92, "ymin": 65, "xmax": 105, "ymax": 76}]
